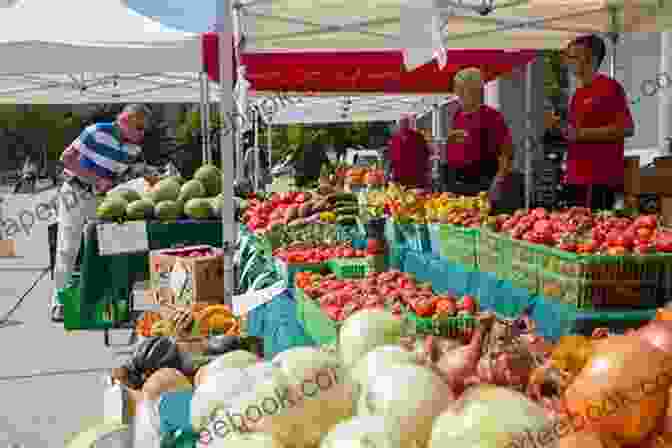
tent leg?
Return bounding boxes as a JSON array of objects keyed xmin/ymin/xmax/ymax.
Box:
[
  {"xmin": 524, "ymin": 59, "xmax": 534, "ymax": 210},
  {"xmin": 200, "ymin": 72, "xmax": 208, "ymax": 163},
  {"xmin": 220, "ymin": 0, "xmax": 236, "ymax": 308}
]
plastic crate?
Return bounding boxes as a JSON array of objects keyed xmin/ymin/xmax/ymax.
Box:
[
  {"xmin": 477, "ymin": 229, "xmax": 502, "ymax": 275},
  {"xmin": 327, "ymin": 258, "xmax": 370, "ymax": 279},
  {"xmin": 438, "ymin": 224, "xmax": 479, "ymax": 269},
  {"xmin": 295, "ymin": 288, "xmax": 339, "ymax": 345},
  {"xmin": 535, "ymin": 246, "xmax": 670, "ymax": 309},
  {"xmin": 394, "ymin": 222, "xmax": 431, "ymax": 253},
  {"xmin": 275, "ymin": 258, "xmax": 326, "ymax": 290},
  {"xmin": 404, "ymin": 309, "xmax": 477, "ymax": 337},
  {"xmin": 572, "ymin": 309, "xmax": 656, "ymax": 336},
  {"xmin": 428, "ymin": 224, "xmax": 442, "ymax": 258}
]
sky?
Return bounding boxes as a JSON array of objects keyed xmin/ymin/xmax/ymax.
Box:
[{"xmin": 125, "ymin": 0, "xmax": 219, "ymax": 33}]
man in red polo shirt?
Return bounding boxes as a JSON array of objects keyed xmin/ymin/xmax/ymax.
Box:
[
  {"xmin": 388, "ymin": 115, "xmax": 430, "ymax": 188},
  {"xmin": 563, "ymin": 34, "xmax": 634, "ymax": 210}
]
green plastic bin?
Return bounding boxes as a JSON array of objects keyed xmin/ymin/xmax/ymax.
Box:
[
  {"xmin": 327, "ymin": 258, "xmax": 370, "ymax": 279},
  {"xmin": 295, "ymin": 288, "xmax": 339, "ymax": 345},
  {"xmin": 275, "ymin": 258, "xmax": 326, "ymax": 290},
  {"xmin": 438, "ymin": 224, "xmax": 480, "ymax": 269}
]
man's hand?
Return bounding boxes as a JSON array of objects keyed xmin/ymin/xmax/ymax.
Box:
[
  {"xmin": 96, "ymin": 176, "xmax": 114, "ymax": 193},
  {"xmin": 447, "ymin": 129, "xmax": 468, "ymax": 145}
]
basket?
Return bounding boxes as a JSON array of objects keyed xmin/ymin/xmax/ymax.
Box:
[
  {"xmin": 438, "ymin": 224, "xmax": 480, "ymax": 269},
  {"xmin": 404, "ymin": 309, "xmax": 477, "ymax": 337},
  {"xmin": 275, "ymin": 258, "xmax": 326, "ymax": 290},
  {"xmin": 295, "ymin": 288, "xmax": 339, "ymax": 345},
  {"xmin": 477, "ymin": 229, "xmax": 503, "ymax": 276},
  {"xmin": 428, "ymin": 223, "xmax": 442, "ymax": 258},
  {"xmin": 327, "ymin": 258, "xmax": 370, "ymax": 279},
  {"xmin": 396, "ymin": 222, "xmax": 431, "ymax": 253}
]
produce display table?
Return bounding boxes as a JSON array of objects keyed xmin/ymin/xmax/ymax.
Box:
[
  {"xmin": 397, "ymin": 247, "xmax": 657, "ymax": 340},
  {"xmin": 76, "ymin": 220, "xmax": 224, "ymax": 330}
]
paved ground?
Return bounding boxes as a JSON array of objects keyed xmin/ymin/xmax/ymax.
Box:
[
  {"xmin": 0, "ymin": 185, "xmax": 129, "ymax": 447},
  {"xmin": 0, "ymin": 176, "xmax": 295, "ymax": 447}
]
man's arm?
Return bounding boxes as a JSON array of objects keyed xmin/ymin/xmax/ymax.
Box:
[
  {"xmin": 576, "ymin": 125, "xmax": 633, "ymax": 143},
  {"xmin": 60, "ymin": 141, "xmax": 101, "ymax": 179}
]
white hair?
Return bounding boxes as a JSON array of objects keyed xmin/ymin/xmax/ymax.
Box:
[
  {"xmin": 454, "ymin": 67, "xmax": 483, "ymax": 85},
  {"xmin": 120, "ymin": 104, "xmax": 152, "ymax": 124}
]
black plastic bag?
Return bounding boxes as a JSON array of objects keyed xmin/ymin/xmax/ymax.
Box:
[
  {"xmin": 488, "ymin": 171, "xmax": 525, "ymax": 214},
  {"xmin": 123, "ymin": 336, "xmax": 183, "ymax": 389}
]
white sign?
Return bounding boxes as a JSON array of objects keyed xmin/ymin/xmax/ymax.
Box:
[
  {"xmin": 97, "ymin": 221, "xmax": 148, "ymax": 256},
  {"xmin": 232, "ymin": 281, "xmax": 285, "ymax": 316}
]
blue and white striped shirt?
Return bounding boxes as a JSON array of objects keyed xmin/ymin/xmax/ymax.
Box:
[{"xmin": 75, "ymin": 122, "xmax": 141, "ymax": 178}]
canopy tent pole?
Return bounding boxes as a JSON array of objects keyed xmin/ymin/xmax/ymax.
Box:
[
  {"xmin": 220, "ymin": 0, "xmax": 236, "ymax": 307},
  {"xmin": 524, "ymin": 59, "xmax": 534, "ymax": 210},
  {"xmin": 204, "ymin": 73, "xmax": 212, "ymax": 163},
  {"xmin": 200, "ymin": 72, "xmax": 208, "ymax": 163},
  {"xmin": 267, "ymin": 119, "xmax": 273, "ymax": 179},
  {"xmin": 254, "ymin": 106, "xmax": 261, "ymax": 190}
]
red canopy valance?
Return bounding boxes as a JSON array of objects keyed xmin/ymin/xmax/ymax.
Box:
[{"xmin": 202, "ymin": 32, "xmax": 537, "ymax": 94}]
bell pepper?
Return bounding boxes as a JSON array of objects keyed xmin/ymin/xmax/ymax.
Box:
[{"xmin": 412, "ymin": 298, "xmax": 435, "ymax": 317}]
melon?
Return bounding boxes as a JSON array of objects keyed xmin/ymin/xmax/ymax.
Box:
[
  {"xmin": 155, "ymin": 200, "xmax": 182, "ymax": 221},
  {"xmin": 194, "ymin": 164, "xmax": 222, "ymax": 197},
  {"xmin": 126, "ymin": 199, "xmax": 154, "ymax": 220},
  {"xmin": 97, "ymin": 198, "xmax": 127, "ymax": 220},
  {"xmin": 107, "ymin": 189, "xmax": 141, "ymax": 203},
  {"xmin": 178, "ymin": 179, "xmax": 206, "ymax": 203},
  {"xmin": 208, "ymin": 196, "xmax": 223, "ymax": 218},
  {"xmin": 184, "ymin": 198, "xmax": 214, "ymax": 220},
  {"xmin": 151, "ymin": 178, "xmax": 181, "ymax": 203}
]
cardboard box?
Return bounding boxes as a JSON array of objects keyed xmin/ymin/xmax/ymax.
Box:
[
  {"xmin": 0, "ymin": 239, "xmax": 16, "ymax": 257},
  {"xmin": 149, "ymin": 245, "xmax": 224, "ymax": 305}
]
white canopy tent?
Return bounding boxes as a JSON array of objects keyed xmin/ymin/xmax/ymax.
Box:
[{"xmin": 0, "ymin": 0, "xmax": 204, "ymax": 102}]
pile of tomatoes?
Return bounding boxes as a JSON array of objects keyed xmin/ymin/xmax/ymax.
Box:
[
  {"xmin": 274, "ymin": 243, "xmax": 367, "ymax": 264},
  {"xmin": 491, "ymin": 207, "xmax": 672, "ymax": 255},
  {"xmin": 297, "ymin": 270, "xmax": 478, "ymax": 322}
]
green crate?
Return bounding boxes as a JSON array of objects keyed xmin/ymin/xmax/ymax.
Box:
[
  {"xmin": 403, "ymin": 309, "xmax": 477, "ymax": 337},
  {"xmin": 295, "ymin": 288, "xmax": 339, "ymax": 345},
  {"xmin": 539, "ymin": 269, "xmax": 591, "ymax": 309},
  {"xmin": 275, "ymin": 258, "xmax": 326, "ymax": 289},
  {"xmin": 327, "ymin": 258, "xmax": 370, "ymax": 279},
  {"xmin": 477, "ymin": 229, "xmax": 502, "ymax": 275},
  {"xmin": 507, "ymin": 260, "xmax": 539, "ymax": 295},
  {"xmin": 438, "ymin": 224, "xmax": 480, "ymax": 269}
]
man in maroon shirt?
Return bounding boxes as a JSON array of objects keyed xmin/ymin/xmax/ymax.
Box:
[
  {"xmin": 563, "ymin": 34, "xmax": 634, "ymax": 210},
  {"xmin": 388, "ymin": 115, "xmax": 430, "ymax": 188}
]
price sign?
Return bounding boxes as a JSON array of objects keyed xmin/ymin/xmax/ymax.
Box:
[
  {"xmin": 232, "ymin": 280, "xmax": 285, "ymax": 316},
  {"xmin": 97, "ymin": 221, "xmax": 148, "ymax": 256}
]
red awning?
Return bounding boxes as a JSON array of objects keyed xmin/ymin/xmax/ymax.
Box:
[{"xmin": 202, "ymin": 32, "xmax": 536, "ymax": 94}]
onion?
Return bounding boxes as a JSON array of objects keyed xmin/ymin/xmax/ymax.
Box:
[
  {"xmin": 320, "ymin": 416, "xmax": 402, "ymax": 448},
  {"xmin": 565, "ymin": 335, "xmax": 672, "ymax": 446},
  {"xmin": 208, "ymin": 430, "xmax": 285, "ymax": 448},
  {"xmin": 429, "ymin": 385, "xmax": 550, "ymax": 448},
  {"xmin": 339, "ymin": 310, "xmax": 403, "ymax": 368},
  {"xmin": 191, "ymin": 367, "xmax": 257, "ymax": 431},
  {"xmin": 227, "ymin": 347, "xmax": 355, "ymax": 448},
  {"xmin": 636, "ymin": 320, "xmax": 672, "ymax": 355},
  {"xmin": 360, "ymin": 364, "xmax": 452, "ymax": 448},
  {"xmin": 350, "ymin": 345, "xmax": 420, "ymax": 409}
]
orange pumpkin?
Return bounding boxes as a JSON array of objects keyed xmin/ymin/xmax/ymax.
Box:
[{"xmin": 136, "ymin": 311, "xmax": 162, "ymax": 337}]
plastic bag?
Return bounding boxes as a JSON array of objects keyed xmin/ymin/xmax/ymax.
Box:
[{"xmin": 134, "ymin": 398, "xmax": 162, "ymax": 448}]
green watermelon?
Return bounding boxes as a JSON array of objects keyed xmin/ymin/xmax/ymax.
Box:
[
  {"xmin": 126, "ymin": 199, "xmax": 154, "ymax": 220},
  {"xmin": 151, "ymin": 178, "xmax": 181, "ymax": 203},
  {"xmin": 178, "ymin": 179, "xmax": 206, "ymax": 203},
  {"xmin": 184, "ymin": 198, "xmax": 213, "ymax": 220},
  {"xmin": 155, "ymin": 200, "xmax": 182, "ymax": 221},
  {"xmin": 107, "ymin": 189, "xmax": 141, "ymax": 203},
  {"xmin": 96, "ymin": 198, "xmax": 127, "ymax": 220},
  {"xmin": 193, "ymin": 164, "xmax": 222, "ymax": 197}
]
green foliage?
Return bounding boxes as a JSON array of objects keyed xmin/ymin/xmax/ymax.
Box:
[
  {"xmin": 0, "ymin": 105, "xmax": 84, "ymax": 163},
  {"xmin": 544, "ymin": 50, "xmax": 563, "ymax": 100}
]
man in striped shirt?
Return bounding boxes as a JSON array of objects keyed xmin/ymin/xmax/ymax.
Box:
[{"xmin": 51, "ymin": 104, "xmax": 151, "ymax": 322}]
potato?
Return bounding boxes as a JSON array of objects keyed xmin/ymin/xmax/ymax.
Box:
[
  {"xmin": 298, "ymin": 202, "xmax": 312, "ymax": 218},
  {"xmin": 284, "ymin": 205, "xmax": 298, "ymax": 223}
]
